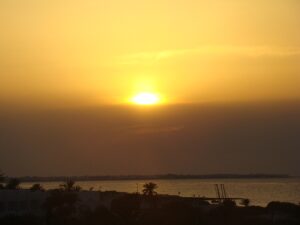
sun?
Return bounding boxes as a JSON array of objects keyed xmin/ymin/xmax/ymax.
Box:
[{"xmin": 132, "ymin": 92, "xmax": 160, "ymax": 105}]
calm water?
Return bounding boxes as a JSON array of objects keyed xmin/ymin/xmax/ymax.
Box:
[{"xmin": 22, "ymin": 178, "xmax": 300, "ymax": 206}]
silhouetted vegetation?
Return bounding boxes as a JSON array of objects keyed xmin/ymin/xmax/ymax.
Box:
[
  {"xmin": 44, "ymin": 189, "xmax": 80, "ymax": 225},
  {"xmin": 0, "ymin": 172, "xmax": 4, "ymax": 182},
  {"xmin": 0, "ymin": 171, "xmax": 4, "ymax": 189},
  {"xmin": 142, "ymin": 182, "xmax": 158, "ymax": 196},
  {"xmin": 0, "ymin": 196, "xmax": 300, "ymax": 225},
  {"xmin": 30, "ymin": 183, "xmax": 45, "ymax": 192},
  {"xmin": 0, "ymin": 179, "xmax": 299, "ymax": 225},
  {"xmin": 5, "ymin": 178, "xmax": 21, "ymax": 190},
  {"xmin": 59, "ymin": 180, "xmax": 81, "ymax": 192}
]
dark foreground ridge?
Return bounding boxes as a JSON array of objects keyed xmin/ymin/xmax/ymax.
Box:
[
  {"xmin": 0, "ymin": 180, "xmax": 299, "ymax": 225},
  {"xmin": 17, "ymin": 174, "xmax": 290, "ymax": 182}
]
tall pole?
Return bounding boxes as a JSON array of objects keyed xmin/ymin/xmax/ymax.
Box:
[
  {"xmin": 221, "ymin": 184, "xmax": 227, "ymax": 199},
  {"xmin": 215, "ymin": 184, "xmax": 221, "ymax": 201}
]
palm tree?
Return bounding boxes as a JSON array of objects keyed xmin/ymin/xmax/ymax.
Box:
[
  {"xmin": 30, "ymin": 183, "xmax": 45, "ymax": 192},
  {"xmin": 59, "ymin": 180, "xmax": 81, "ymax": 192},
  {"xmin": 142, "ymin": 182, "xmax": 158, "ymax": 196}
]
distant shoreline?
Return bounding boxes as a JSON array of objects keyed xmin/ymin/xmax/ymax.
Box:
[{"xmin": 15, "ymin": 174, "xmax": 291, "ymax": 183}]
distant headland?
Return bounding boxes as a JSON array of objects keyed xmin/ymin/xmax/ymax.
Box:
[{"xmin": 17, "ymin": 174, "xmax": 290, "ymax": 182}]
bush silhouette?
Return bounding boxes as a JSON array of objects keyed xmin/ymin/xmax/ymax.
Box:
[
  {"xmin": 142, "ymin": 182, "xmax": 158, "ymax": 196},
  {"xmin": 30, "ymin": 183, "xmax": 45, "ymax": 192},
  {"xmin": 5, "ymin": 178, "xmax": 21, "ymax": 190}
]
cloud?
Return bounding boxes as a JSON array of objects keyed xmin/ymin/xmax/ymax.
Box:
[
  {"xmin": 118, "ymin": 46, "xmax": 300, "ymax": 65},
  {"xmin": 125, "ymin": 124, "xmax": 184, "ymax": 135}
]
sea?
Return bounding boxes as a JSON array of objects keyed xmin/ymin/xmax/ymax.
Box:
[{"xmin": 21, "ymin": 178, "xmax": 300, "ymax": 206}]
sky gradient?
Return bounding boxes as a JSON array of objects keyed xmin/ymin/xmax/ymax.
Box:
[
  {"xmin": 1, "ymin": 0, "xmax": 300, "ymax": 106},
  {"xmin": 0, "ymin": 0, "xmax": 299, "ymax": 176}
]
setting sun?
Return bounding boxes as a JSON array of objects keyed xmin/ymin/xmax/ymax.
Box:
[{"xmin": 132, "ymin": 93, "xmax": 160, "ymax": 105}]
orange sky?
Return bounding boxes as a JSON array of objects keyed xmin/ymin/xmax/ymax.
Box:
[{"xmin": 0, "ymin": 0, "xmax": 299, "ymax": 107}]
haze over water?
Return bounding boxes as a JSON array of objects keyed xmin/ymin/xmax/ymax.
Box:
[{"xmin": 1, "ymin": 103, "xmax": 300, "ymax": 176}]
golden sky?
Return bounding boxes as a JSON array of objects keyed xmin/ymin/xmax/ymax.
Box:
[{"xmin": 1, "ymin": 0, "xmax": 300, "ymax": 106}]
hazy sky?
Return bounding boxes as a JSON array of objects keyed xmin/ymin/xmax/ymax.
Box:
[
  {"xmin": 0, "ymin": 0, "xmax": 299, "ymax": 106},
  {"xmin": 0, "ymin": 1, "xmax": 300, "ymax": 176}
]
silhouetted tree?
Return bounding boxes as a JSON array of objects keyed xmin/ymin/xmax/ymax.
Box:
[
  {"xmin": 30, "ymin": 183, "xmax": 45, "ymax": 192},
  {"xmin": 45, "ymin": 180, "xmax": 82, "ymax": 224},
  {"xmin": 142, "ymin": 182, "xmax": 158, "ymax": 196},
  {"xmin": 5, "ymin": 178, "xmax": 21, "ymax": 190},
  {"xmin": 0, "ymin": 171, "xmax": 4, "ymax": 189},
  {"xmin": 59, "ymin": 180, "xmax": 81, "ymax": 192}
]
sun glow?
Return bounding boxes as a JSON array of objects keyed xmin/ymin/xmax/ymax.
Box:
[{"xmin": 132, "ymin": 92, "xmax": 160, "ymax": 105}]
